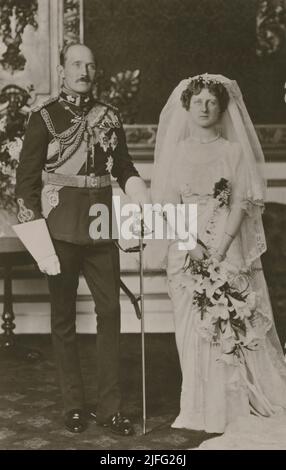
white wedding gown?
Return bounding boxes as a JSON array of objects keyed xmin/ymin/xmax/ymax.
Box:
[{"xmin": 166, "ymin": 137, "xmax": 286, "ymax": 447}]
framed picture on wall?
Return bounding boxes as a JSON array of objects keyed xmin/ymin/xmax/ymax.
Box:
[
  {"xmin": 0, "ymin": 0, "xmax": 84, "ymax": 102},
  {"xmin": 0, "ymin": 1, "xmax": 52, "ymax": 98}
]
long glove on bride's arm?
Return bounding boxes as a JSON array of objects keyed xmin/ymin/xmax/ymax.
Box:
[{"xmin": 214, "ymin": 206, "xmax": 245, "ymax": 261}]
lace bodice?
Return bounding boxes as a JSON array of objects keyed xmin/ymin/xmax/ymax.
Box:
[
  {"xmin": 168, "ymin": 136, "xmax": 267, "ymax": 268},
  {"xmin": 172, "ymin": 137, "xmax": 243, "ymax": 206}
]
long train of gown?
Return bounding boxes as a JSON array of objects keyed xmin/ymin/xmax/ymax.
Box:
[{"xmin": 166, "ymin": 138, "xmax": 286, "ymax": 438}]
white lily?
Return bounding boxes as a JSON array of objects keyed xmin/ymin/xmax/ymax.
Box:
[
  {"xmin": 206, "ymin": 278, "xmax": 226, "ymax": 298},
  {"xmin": 228, "ymin": 294, "xmax": 252, "ymax": 320},
  {"xmin": 245, "ymin": 291, "xmax": 258, "ymax": 312},
  {"xmin": 221, "ymin": 338, "xmax": 236, "ymax": 355},
  {"xmin": 208, "ymin": 293, "xmax": 230, "ymax": 320},
  {"xmin": 208, "ymin": 263, "xmax": 228, "ymax": 284},
  {"xmin": 241, "ymin": 319, "xmax": 260, "ymax": 348}
]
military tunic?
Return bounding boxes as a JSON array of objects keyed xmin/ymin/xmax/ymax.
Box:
[
  {"xmin": 16, "ymin": 89, "xmax": 139, "ymax": 244},
  {"xmin": 15, "ymin": 89, "xmax": 140, "ymax": 417}
]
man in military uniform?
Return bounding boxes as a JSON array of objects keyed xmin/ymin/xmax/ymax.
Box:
[{"xmin": 15, "ymin": 43, "xmax": 149, "ymax": 434}]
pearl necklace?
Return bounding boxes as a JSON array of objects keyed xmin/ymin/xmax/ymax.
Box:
[{"xmin": 189, "ymin": 133, "xmax": 221, "ymax": 144}]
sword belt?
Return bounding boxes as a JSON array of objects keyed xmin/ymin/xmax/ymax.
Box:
[{"xmin": 42, "ymin": 171, "xmax": 111, "ymax": 189}]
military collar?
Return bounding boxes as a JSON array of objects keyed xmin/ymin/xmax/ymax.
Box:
[{"xmin": 59, "ymin": 87, "xmax": 93, "ymax": 107}]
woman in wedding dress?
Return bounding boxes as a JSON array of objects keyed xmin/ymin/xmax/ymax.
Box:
[{"xmin": 150, "ymin": 74, "xmax": 286, "ymax": 447}]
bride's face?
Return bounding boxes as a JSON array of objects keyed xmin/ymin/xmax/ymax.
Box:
[{"xmin": 189, "ymin": 88, "xmax": 221, "ymax": 128}]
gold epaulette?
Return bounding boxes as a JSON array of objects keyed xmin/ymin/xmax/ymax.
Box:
[
  {"xmin": 95, "ymin": 99, "xmax": 119, "ymax": 113},
  {"xmin": 88, "ymin": 101, "xmax": 121, "ymax": 129},
  {"xmin": 31, "ymin": 95, "xmax": 59, "ymax": 113}
]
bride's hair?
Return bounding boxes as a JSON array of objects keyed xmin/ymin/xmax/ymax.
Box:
[{"xmin": 181, "ymin": 76, "xmax": 229, "ymax": 113}]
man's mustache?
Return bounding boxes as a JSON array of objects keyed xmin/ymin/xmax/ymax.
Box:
[{"xmin": 77, "ymin": 77, "xmax": 91, "ymax": 83}]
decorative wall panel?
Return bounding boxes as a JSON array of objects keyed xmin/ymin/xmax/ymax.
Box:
[
  {"xmin": 0, "ymin": 0, "xmax": 51, "ymax": 96},
  {"xmin": 61, "ymin": 0, "xmax": 84, "ymax": 45},
  {"xmin": 256, "ymin": 0, "xmax": 286, "ymax": 57}
]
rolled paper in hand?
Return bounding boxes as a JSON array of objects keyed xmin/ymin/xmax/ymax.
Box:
[{"xmin": 12, "ymin": 218, "xmax": 56, "ymax": 263}]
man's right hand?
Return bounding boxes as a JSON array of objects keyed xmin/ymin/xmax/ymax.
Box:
[{"xmin": 38, "ymin": 254, "xmax": 61, "ymax": 275}]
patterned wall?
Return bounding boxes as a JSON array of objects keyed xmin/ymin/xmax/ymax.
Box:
[{"xmin": 84, "ymin": 0, "xmax": 286, "ymax": 124}]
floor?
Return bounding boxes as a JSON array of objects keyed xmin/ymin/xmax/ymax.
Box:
[{"xmin": 0, "ymin": 334, "xmax": 219, "ymax": 450}]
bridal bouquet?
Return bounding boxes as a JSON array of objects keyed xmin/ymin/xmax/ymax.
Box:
[{"xmin": 183, "ymin": 254, "xmax": 261, "ymax": 360}]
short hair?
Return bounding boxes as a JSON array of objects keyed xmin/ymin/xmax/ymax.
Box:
[
  {"xmin": 181, "ymin": 77, "xmax": 229, "ymax": 113},
  {"xmin": 59, "ymin": 42, "xmax": 96, "ymax": 66}
]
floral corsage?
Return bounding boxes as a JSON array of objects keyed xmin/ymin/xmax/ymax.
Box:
[{"xmin": 213, "ymin": 177, "xmax": 231, "ymax": 207}]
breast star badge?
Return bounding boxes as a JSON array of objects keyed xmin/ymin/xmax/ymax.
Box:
[
  {"xmin": 106, "ymin": 155, "xmax": 114, "ymax": 173},
  {"xmin": 99, "ymin": 131, "xmax": 109, "ymax": 152},
  {"xmin": 110, "ymin": 132, "xmax": 118, "ymax": 150}
]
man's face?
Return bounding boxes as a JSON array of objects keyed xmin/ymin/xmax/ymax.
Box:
[
  {"xmin": 61, "ymin": 45, "xmax": 96, "ymax": 94},
  {"xmin": 189, "ymin": 88, "xmax": 221, "ymax": 128}
]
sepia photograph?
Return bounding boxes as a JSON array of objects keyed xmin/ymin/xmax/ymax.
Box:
[{"xmin": 0, "ymin": 0, "xmax": 286, "ymax": 454}]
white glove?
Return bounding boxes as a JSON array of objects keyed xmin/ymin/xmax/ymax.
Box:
[
  {"xmin": 38, "ymin": 254, "xmax": 61, "ymax": 275},
  {"xmin": 12, "ymin": 219, "xmax": 60, "ymax": 274},
  {"xmin": 125, "ymin": 176, "xmax": 151, "ymax": 208}
]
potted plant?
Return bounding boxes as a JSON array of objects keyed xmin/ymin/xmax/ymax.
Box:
[{"xmin": 0, "ymin": 84, "xmax": 31, "ymax": 238}]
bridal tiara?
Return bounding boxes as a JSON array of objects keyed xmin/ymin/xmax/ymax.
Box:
[
  {"xmin": 186, "ymin": 74, "xmax": 242, "ymax": 101},
  {"xmin": 189, "ymin": 73, "xmax": 222, "ymax": 86}
]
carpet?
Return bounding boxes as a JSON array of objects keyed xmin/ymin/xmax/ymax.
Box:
[{"xmin": 0, "ymin": 334, "xmax": 217, "ymax": 450}]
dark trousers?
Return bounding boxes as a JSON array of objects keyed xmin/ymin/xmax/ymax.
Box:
[{"xmin": 47, "ymin": 239, "xmax": 121, "ymax": 422}]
